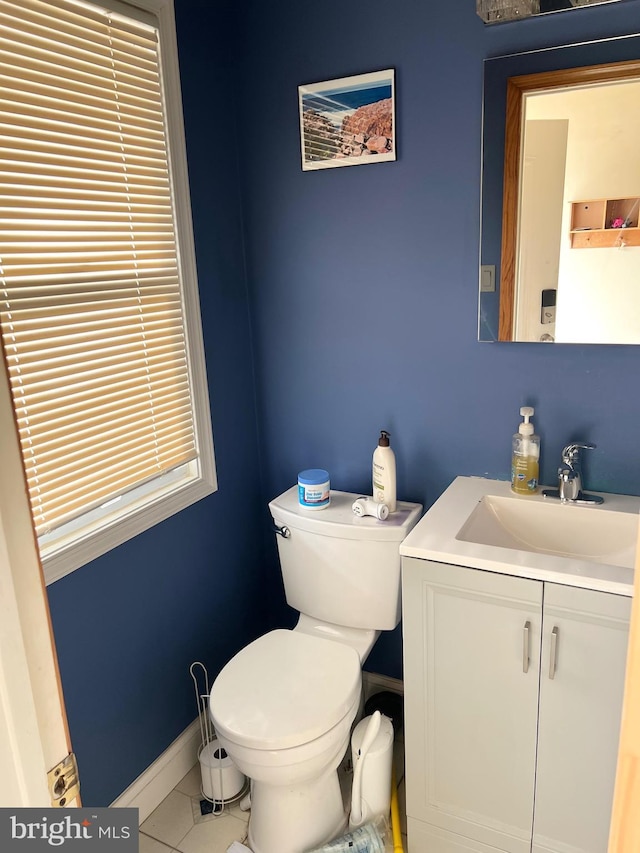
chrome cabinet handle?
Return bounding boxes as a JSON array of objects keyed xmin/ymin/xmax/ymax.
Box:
[
  {"xmin": 549, "ymin": 626, "xmax": 559, "ymax": 679},
  {"xmin": 523, "ymin": 621, "xmax": 531, "ymax": 673},
  {"xmin": 272, "ymin": 524, "xmax": 290, "ymax": 538}
]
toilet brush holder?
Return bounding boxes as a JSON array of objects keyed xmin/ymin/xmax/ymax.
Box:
[{"xmin": 199, "ymin": 740, "xmax": 245, "ymax": 803}]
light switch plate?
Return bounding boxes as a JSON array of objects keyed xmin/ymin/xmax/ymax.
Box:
[{"xmin": 480, "ymin": 265, "xmax": 496, "ymax": 292}]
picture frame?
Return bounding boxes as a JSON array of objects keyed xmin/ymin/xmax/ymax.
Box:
[{"xmin": 298, "ymin": 69, "xmax": 396, "ymax": 171}]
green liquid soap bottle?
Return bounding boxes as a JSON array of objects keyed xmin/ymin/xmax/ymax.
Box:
[{"xmin": 511, "ymin": 406, "xmax": 540, "ymax": 495}]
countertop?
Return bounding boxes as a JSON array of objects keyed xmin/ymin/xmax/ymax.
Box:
[{"xmin": 400, "ymin": 476, "xmax": 640, "ymax": 596}]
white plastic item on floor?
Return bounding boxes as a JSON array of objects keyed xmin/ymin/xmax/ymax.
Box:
[
  {"xmin": 227, "ymin": 843, "xmax": 252, "ymax": 853},
  {"xmin": 349, "ymin": 712, "xmax": 394, "ymax": 829},
  {"xmin": 305, "ymin": 817, "xmax": 387, "ymax": 853}
]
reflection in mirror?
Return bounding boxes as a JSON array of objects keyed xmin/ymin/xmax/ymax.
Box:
[{"xmin": 479, "ymin": 34, "xmax": 640, "ymax": 344}]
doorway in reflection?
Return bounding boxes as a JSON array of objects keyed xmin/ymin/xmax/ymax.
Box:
[{"xmin": 516, "ymin": 79, "xmax": 640, "ymax": 343}]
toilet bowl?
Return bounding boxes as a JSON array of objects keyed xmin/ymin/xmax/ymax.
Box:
[
  {"xmin": 210, "ymin": 629, "xmax": 361, "ymax": 853},
  {"xmin": 209, "ymin": 487, "xmax": 423, "ymax": 853}
]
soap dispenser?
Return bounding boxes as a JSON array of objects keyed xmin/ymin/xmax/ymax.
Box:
[{"xmin": 511, "ymin": 406, "xmax": 540, "ymax": 495}]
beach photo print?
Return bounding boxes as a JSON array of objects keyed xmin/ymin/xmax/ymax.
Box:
[{"xmin": 298, "ymin": 69, "xmax": 396, "ymax": 171}]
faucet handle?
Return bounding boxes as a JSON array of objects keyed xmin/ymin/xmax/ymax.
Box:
[{"xmin": 562, "ymin": 442, "xmax": 596, "ymax": 465}]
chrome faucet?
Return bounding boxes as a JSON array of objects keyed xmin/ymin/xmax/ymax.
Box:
[{"xmin": 542, "ymin": 443, "xmax": 604, "ymax": 505}]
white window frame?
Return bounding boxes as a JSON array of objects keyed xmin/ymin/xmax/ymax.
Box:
[{"xmin": 3, "ymin": 0, "xmax": 217, "ymax": 585}]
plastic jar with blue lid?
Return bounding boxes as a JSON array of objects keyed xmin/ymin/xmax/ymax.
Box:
[{"xmin": 298, "ymin": 469, "xmax": 330, "ymax": 510}]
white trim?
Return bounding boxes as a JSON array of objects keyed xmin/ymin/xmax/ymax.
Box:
[
  {"xmin": 362, "ymin": 671, "xmax": 403, "ymax": 703},
  {"xmin": 111, "ymin": 717, "xmax": 201, "ymax": 823},
  {"xmin": 153, "ymin": 0, "xmax": 217, "ymax": 493},
  {"xmin": 43, "ymin": 471, "xmax": 215, "ymax": 585}
]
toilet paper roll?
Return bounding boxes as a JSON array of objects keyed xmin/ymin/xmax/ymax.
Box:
[{"xmin": 199, "ymin": 740, "xmax": 245, "ymax": 802}]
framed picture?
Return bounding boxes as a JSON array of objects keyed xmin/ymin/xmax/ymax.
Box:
[{"xmin": 298, "ymin": 69, "xmax": 396, "ymax": 171}]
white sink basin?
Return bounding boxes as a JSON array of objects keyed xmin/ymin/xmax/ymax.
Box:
[
  {"xmin": 400, "ymin": 477, "xmax": 640, "ymax": 595},
  {"xmin": 456, "ymin": 494, "xmax": 638, "ymax": 569}
]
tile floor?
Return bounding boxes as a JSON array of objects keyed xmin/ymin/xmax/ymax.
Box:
[
  {"xmin": 139, "ymin": 743, "xmax": 407, "ymax": 853},
  {"xmin": 140, "ymin": 764, "xmax": 250, "ymax": 853}
]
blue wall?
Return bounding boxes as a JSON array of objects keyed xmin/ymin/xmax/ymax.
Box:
[
  {"xmin": 237, "ymin": 0, "xmax": 640, "ymax": 677},
  {"xmin": 45, "ymin": 0, "xmax": 640, "ymax": 807}
]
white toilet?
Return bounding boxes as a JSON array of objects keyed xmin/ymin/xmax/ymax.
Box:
[{"xmin": 209, "ymin": 486, "xmax": 422, "ymax": 853}]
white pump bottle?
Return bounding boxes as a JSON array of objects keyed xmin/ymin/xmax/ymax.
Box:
[{"xmin": 372, "ymin": 430, "xmax": 397, "ymax": 512}]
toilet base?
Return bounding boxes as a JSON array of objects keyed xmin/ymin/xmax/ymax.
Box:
[{"xmin": 247, "ymin": 767, "xmax": 347, "ymax": 853}]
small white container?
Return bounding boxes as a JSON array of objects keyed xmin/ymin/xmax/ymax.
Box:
[{"xmin": 298, "ymin": 469, "xmax": 330, "ymax": 510}]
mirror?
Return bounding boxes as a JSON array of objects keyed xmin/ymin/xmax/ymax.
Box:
[{"xmin": 479, "ymin": 33, "xmax": 640, "ymax": 343}]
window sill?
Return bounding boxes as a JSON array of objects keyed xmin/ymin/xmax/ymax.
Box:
[{"xmin": 42, "ymin": 465, "xmax": 216, "ymax": 585}]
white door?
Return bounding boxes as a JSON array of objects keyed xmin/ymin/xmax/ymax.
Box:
[
  {"xmin": 515, "ymin": 119, "xmax": 567, "ymax": 342},
  {"xmin": 403, "ymin": 559, "xmax": 541, "ymax": 853},
  {"xmin": 533, "ymin": 583, "xmax": 630, "ymax": 853},
  {"xmin": 0, "ymin": 353, "xmax": 76, "ymax": 807}
]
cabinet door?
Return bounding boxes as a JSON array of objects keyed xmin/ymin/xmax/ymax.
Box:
[
  {"xmin": 403, "ymin": 559, "xmax": 542, "ymax": 853},
  {"xmin": 533, "ymin": 584, "xmax": 631, "ymax": 853}
]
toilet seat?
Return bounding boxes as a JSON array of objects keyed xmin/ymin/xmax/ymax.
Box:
[{"xmin": 210, "ymin": 629, "xmax": 361, "ymax": 751}]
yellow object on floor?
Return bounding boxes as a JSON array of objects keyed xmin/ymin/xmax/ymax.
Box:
[{"xmin": 390, "ymin": 764, "xmax": 403, "ymax": 853}]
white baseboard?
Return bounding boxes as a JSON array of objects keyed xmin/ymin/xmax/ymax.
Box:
[
  {"xmin": 111, "ymin": 672, "xmax": 402, "ymax": 824},
  {"xmin": 362, "ymin": 671, "xmax": 403, "ymax": 703},
  {"xmin": 111, "ymin": 717, "xmax": 201, "ymax": 823}
]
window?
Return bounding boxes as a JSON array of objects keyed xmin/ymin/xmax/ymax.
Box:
[{"xmin": 0, "ymin": 0, "xmax": 216, "ymax": 584}]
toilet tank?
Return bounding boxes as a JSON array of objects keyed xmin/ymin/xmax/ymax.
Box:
[{"xmin": 269, "ymin": 487, "xmax": 422, "ymax": 631}]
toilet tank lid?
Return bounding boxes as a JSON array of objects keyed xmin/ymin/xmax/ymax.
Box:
[
  {"xmin": 269, "ymin": 487, "xmax": 422, "ymax": 541},
  {"xmin": 209, "ymin": 630, "xmax": 361, "ymax": 750}
]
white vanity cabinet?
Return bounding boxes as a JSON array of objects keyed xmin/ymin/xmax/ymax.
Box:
[
  {"xmin": 532, "ymin": 581, "xmax": 630, "ymax": 853},
  {"xmin": 402, "ymin": 557, "xmax": 631, "ymax": 853}
]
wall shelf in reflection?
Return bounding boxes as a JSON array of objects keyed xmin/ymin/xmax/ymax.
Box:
[{"xmin": 570, "ymin": 198, "xmax": 640, "ymax": 247}]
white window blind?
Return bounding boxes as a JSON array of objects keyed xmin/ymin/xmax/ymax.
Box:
[{"xmin": 0, "ymin": 0, "xmax": 202, "ymax": 539}]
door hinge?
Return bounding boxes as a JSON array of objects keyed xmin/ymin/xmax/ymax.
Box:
[{"xmin": 47, "ymin": 753, "xmax": 80, "ymax": 807}]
